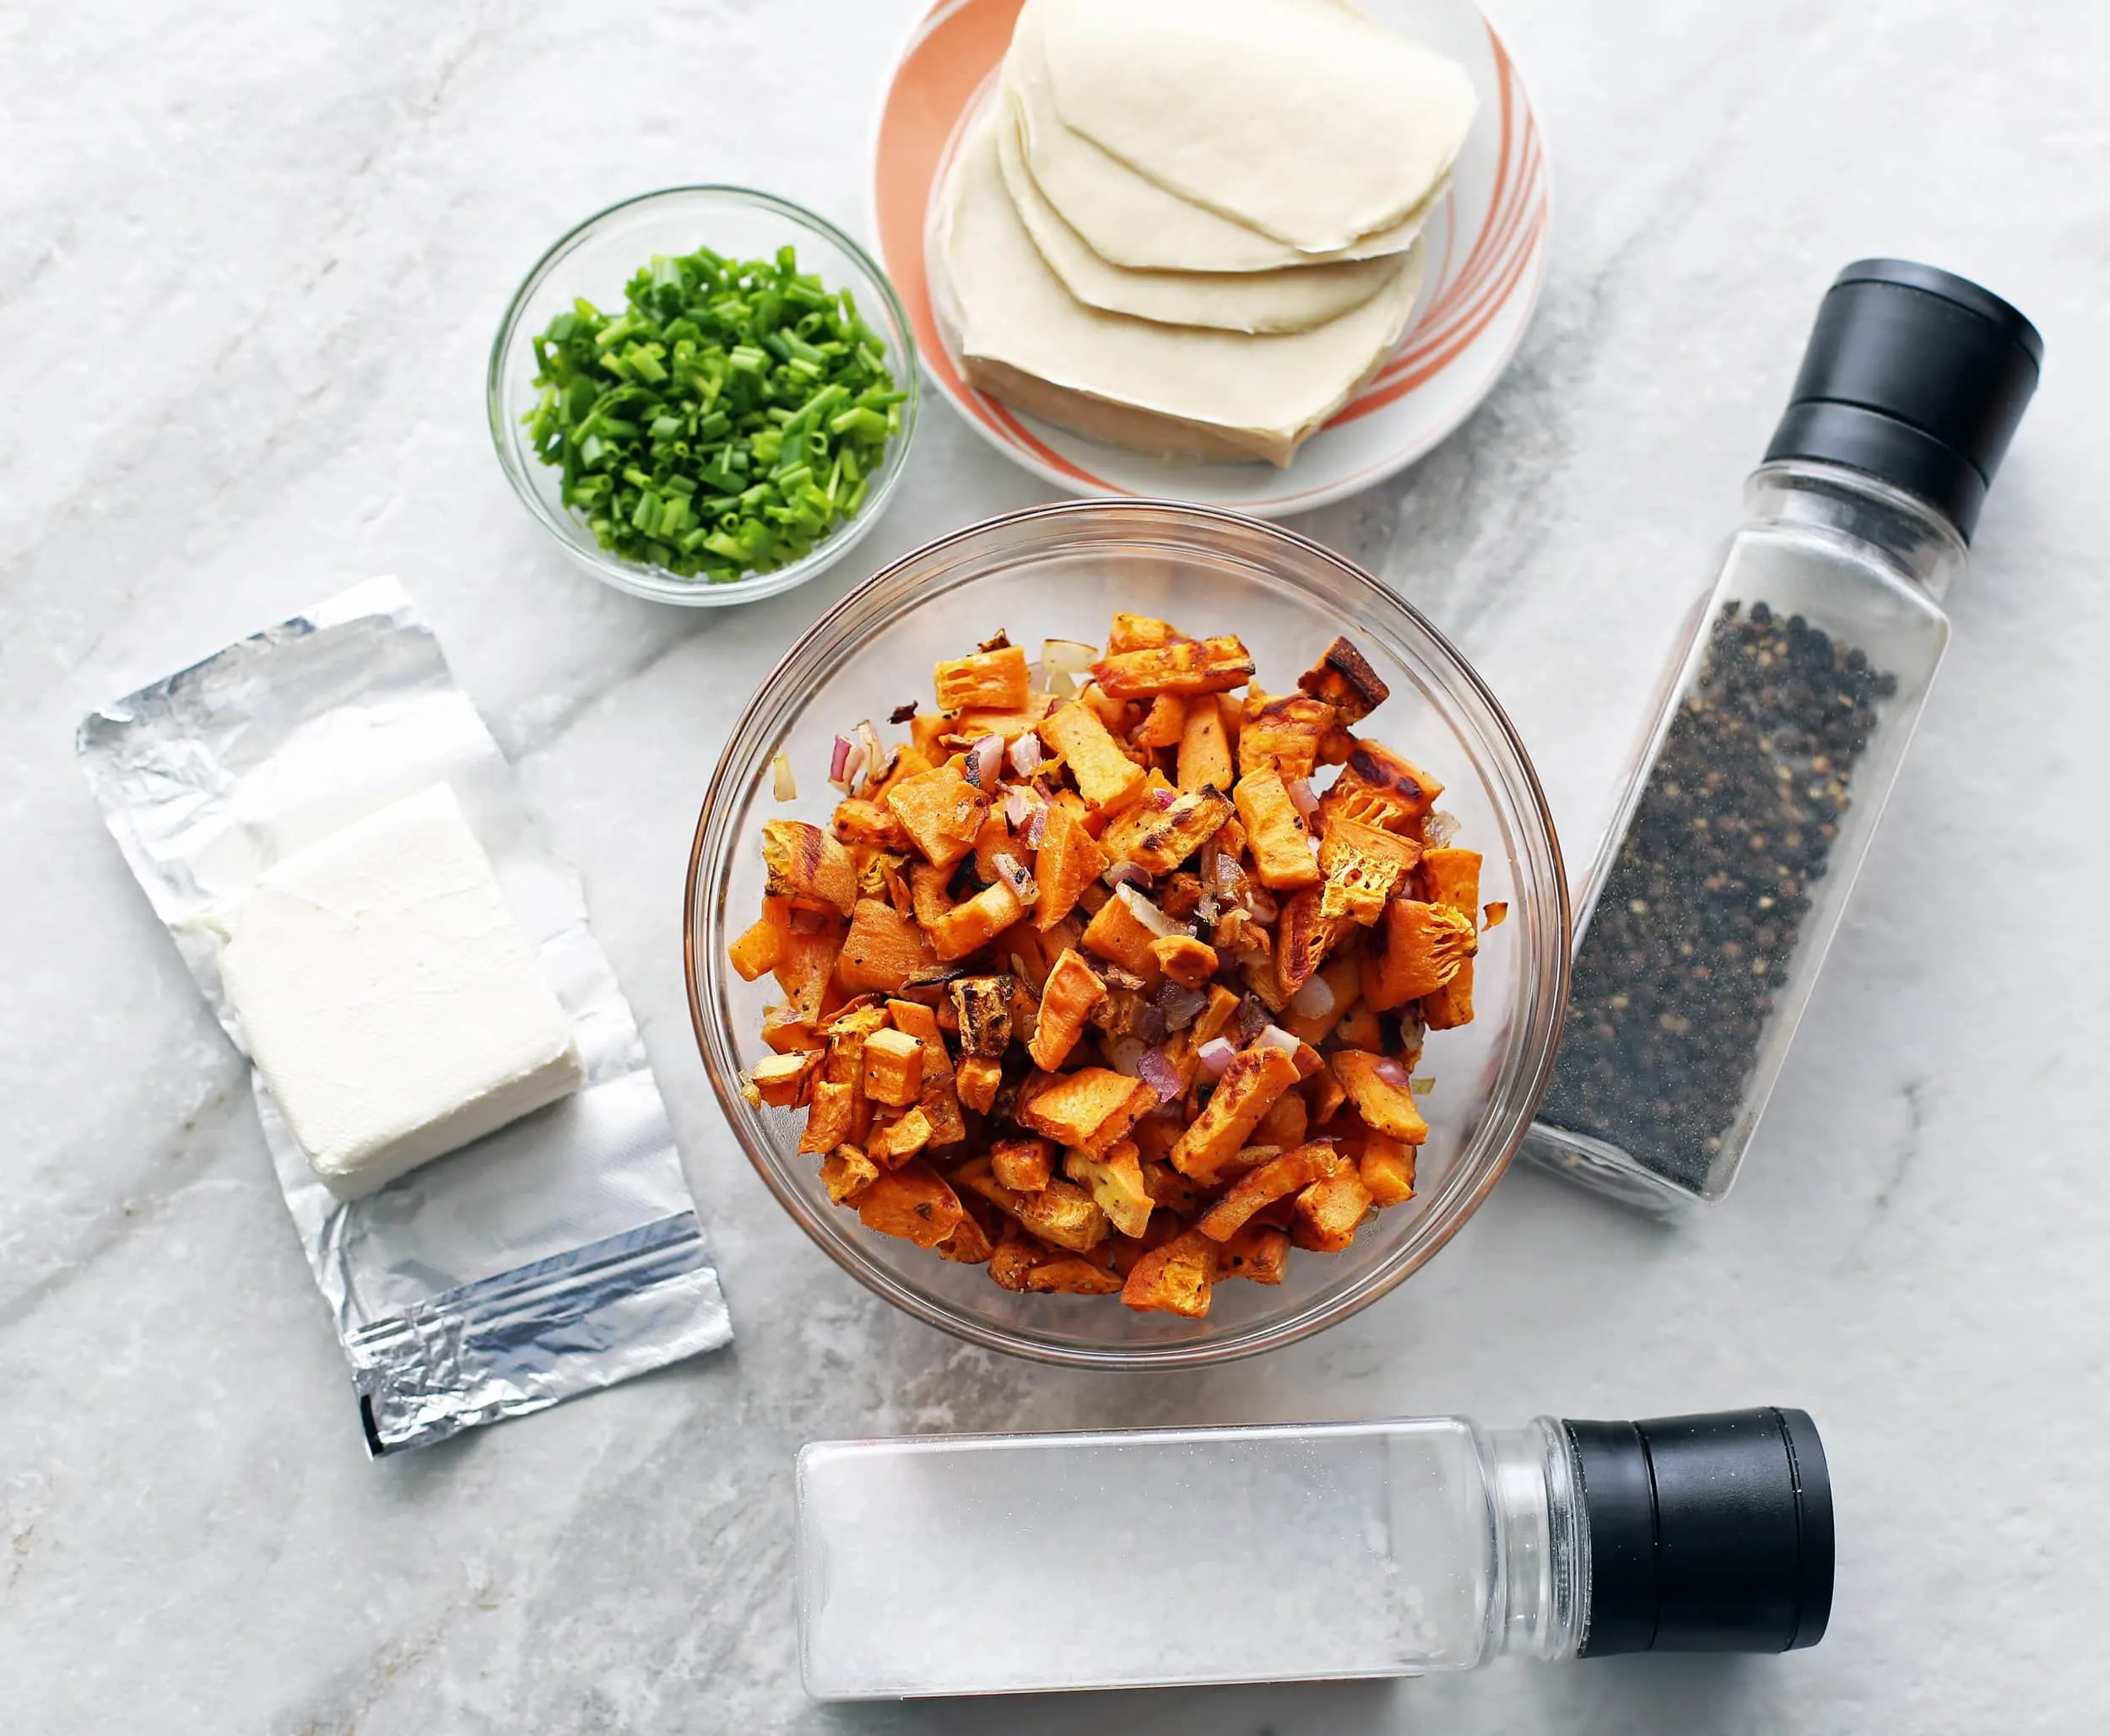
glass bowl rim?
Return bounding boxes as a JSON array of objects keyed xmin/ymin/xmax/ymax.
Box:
[
  {"xmin": 486, "ymin": 182, "xmax": 921, "ymax": 608},
  {"xmin": 682, "ymin": 498, "xmax": 1571, "ymax": 1366}
]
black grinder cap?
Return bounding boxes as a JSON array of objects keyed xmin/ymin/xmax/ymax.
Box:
[
  {"xmin": 1566, "ymin": 1406, "xmax": 1833, "ymax": 1656},
  {"xmin": 1763, "ymin": 258, "xmax": 2042, "ymax": 540}
]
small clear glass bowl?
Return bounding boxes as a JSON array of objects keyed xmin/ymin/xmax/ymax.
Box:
[
  {"xmin": 488, "ymin": 186, "xmax": 919, "ymax": 608},
  {"xmin": 684, "ymin": 501, "xmax": 1570, "ymax": 1367}
]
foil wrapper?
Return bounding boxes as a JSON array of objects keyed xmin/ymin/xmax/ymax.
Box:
[{"xmin": 77, "ymin": 576, "xmax": 733, "ymax": 1453}]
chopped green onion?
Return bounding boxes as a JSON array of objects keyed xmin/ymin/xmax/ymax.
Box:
[{"xmin": 523, "ymin": 242, "xmax": 901, "ymax": 581}]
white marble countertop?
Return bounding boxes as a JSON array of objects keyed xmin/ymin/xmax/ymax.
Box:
[{"xmin": 7, "ymin": 1, "xmax": 2109, "ymax": 1729}]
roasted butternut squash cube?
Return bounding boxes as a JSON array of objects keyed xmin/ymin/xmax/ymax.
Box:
[
  {"xmin": 761, "ymin": 1005, "xmax": 823, "ymax": 1055},
  {"xmin": 1274, "ymin": 884, "xmax": 1340, "ymax": 999},
  {"xmin": 1150, "ymin": 933, "xmax": 1218, "ymax": 991},
  {"xmin": 1296, "ymin": 635, "xmax": 1391, "ymax": 726},
  {"xmin": 1016, "ymin": 1068, "xmax": 1156, "ymax": 1158},
  {"xmin": 1238, "ymin": 691, "xmax": 1336, "ymax": 783},
  {"xmin": 838, "ymin": 897, "xmax": 939, "ymax": 994},
  {"xmin": 1169, "ymin": 1045, "xmax": 1301, "ymax": 1185},
  {"xmin": 1360, "ymin": 1129, "xmax": 1419, "ymax": 1206},
  {"xmin": 1419, "ymin": 846, "xmax": 1483, "ymax": 1030},
  {"xmin": 1331, "ymin": 1000, "xmax": 1383, "ymax": 1055},
  {"xmin": 1198, "ymin": 1141, "xmax": 1344, "ymax": 1241},
  {"xmin": 933, "ymin": 1203, "xmax": 998, "ymax": 1265},
  {"xmin": 1017, "ymin": 1176, "xmax": 1111, "ymax": 1253},
  {"xmin": 770, "ymin": 915, "xmax": 844, "ymax": 1023},
  {"xmin": 761, "ymin": 820, "xmax": 858, "ymax": 917},
  {"xmin": 728, "ymin": 903, "xmax": 787, "ymax": 982},
  {"xmin": 831, "ymin": 798, "xmax": 913, "ymax": 853},
  {"xmin": 820, "ymin": 1144, "xmax": 879, "ymax": 1204},
  {"xmin": 1119, "ymin": 1228, "xmax": 1218, "ymax": 1316},
  {"xmin": 1029, "ymin": 949, "xmax": 1107, "ymax": 1070},
  {"xmin": 887, "ymin": 998, "xmax": 967, "ymax": 1148},
  {"xmin": 948, "ymin": 974, "xmax": 1018, "ymax": 1057},
  {"xmin": 1331, "ymin": 1051, "xmax": 1431, "ymax": 1144},
  {"xmin": 1365, "ymin": 899, "xmax": 1478, "ymax": 1010},
  {"xmin": 869, "ymin": 1105, "xmax": 934, "ymax": 1167},
  {"xmin": 1025, "ymin": 1252, "xmax": 1126, "ymax": 1295},
  {"xmin": 1031, "ymin": 798, "xmax": 1111, "ymax": 931},
  {"xmin": 856, "ymin": 1160, "xmax": 965, "ymax": 1249},
  {"xmin": 1318, "ymin": 817, "xmax": 1423, "ymax": 924},
  {"xmin": 1177, "ymin": 700, "xmax": 1236, "ymax": 794},
  {"xmin": 1216, "ymin": 1223, "xmax": 1290, "ymax": 1284},
  {"xmin": 1106, "ymin": 612, "xmax": 1182, "ymax": 653},
  {"xmin": 954, "ymin": 691, "xmax": 1054, "ymax": 745},
  {"xmin": 929, "ymin": 879, "xmax": 1029, "ymax": 961},
  {"xmin": 861, "ymin": 1026, "xmax": 924, "ymax": 1107},
  {"xmin": 798, "ymin": 1079, "xmax": 856, "ymax": 1155},
  {"xmin": 1101, "ymin": 783, "xmax": 1235, "ymax": 876},
  {"xmin": 1232, "ymin": 769, "xmax": 1322, "ymax": 891},
  {"xmin": 955, "ymin": 1054, "xmax": 1003, "ymax": 1115},
  {"xmin": 1081, "ymin": 885, "xmax": 1171, "ymax": 986},
  {"xmin": 990, "ymin": 1135, "xmax": 1056, "ymax": 1192},
  {"xmin": 1292, "ymin": 1165, "xmax": 1376, "ymax": 1252},
  {"xmin": 751, "ymin": 1052, "xmax": 820, "ymax": 1108},
  {"xmin": 1092, "ymin": 635, "xmax": 1257, "ymax": 699},
  {"xmin": 1039, "ymin": 703, "xmax": 1147, "ymax": 814},
  {"xmin": 1063, "ymin": 1140, "xmax": 1154, "ymax": 1238},
  {"xmin": 1132, "ymin": 695, "xmax": 1188, "ymax": 751},
  {"xmin": 933, "ymin": 644, "xmax": 1031, "ymax": 712},
  {"xmin": 1015, "ymin": 1068, "xmax": 1133, "ymax": 1149},
  {"xmin": 885, "ymin": 760, "xmax": 989, "ymax": 869},
  {"xmin": 1255, "ymin": 1088, "xmax": 1309, "ymax": 1149},
  {"xmin": 986, "ymin": 1227, "xmax": 1040, "ymax": 1290},
  {"xmin": 1139, "ymin": 1158, "xmax": 1203, "ymax": 1216},
  {"xmin": 1321, "ymin": 741, "xmax": 1445, "ymax": 834}
]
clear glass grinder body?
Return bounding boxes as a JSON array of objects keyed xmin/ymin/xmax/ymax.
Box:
[
  {"xmin": 796, "ymin": 1406, "xmax": 1829, "ymax": 1699},
  {"xmin": 1526, "ymin": 260, "xmax": 2042, "ymax": 1212}
]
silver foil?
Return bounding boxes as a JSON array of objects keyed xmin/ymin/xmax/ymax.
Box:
[{"xmin": 77, "ymin": 576, "xmax": 732, "ymax": 1454}]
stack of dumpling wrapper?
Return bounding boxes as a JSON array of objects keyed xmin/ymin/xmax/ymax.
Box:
[{"xmin": 932, "ymin": 0, "xmax": 1476, "ymax": 466}]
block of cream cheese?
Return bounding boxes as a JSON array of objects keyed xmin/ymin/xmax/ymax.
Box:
[{"xmin": 219, "ymin": 782, "xmax": 586, "ymax": 1199}]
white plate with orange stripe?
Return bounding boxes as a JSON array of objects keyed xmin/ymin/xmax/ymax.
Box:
[{"xmin": 871, "ymin": 0, "xmax": 1550, "ymax": 516}]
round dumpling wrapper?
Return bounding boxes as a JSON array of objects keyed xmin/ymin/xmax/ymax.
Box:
[{"xmin": 1037, "ymin": 0, "xmax": 1476, "ymax": 252}]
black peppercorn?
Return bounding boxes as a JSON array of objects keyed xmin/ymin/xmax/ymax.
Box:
[{"xmin": 1536, "ymin": 603, "xmax": 1895, "ymax": 1193}]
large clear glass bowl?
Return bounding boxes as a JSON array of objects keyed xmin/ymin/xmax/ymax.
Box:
[
  {"xmin": 684, "ymin": 501, "xmax": 1569, "ymax": 1366},
  {"xmin": 488, "ymin": 186, "xmax": 918, "ymax": 608}
]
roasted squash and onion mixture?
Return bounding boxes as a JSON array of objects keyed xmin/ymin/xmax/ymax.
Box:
[{"xmin": 730, "ymin": 614, "xmax": 1488, "ymax": 1316}]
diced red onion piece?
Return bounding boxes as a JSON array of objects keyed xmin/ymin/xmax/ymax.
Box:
[
  {"xmin": 968, "ymin": 733, "xmax": 1004, "ymax": 790},
  {"xmin": 828, "ymin": 734, "xmax": 852, "ymax": 787},
  {"xmin": 788, "ymin": 907, "xmax": 826, "ymax": 935},
  {"xmin": 1022, "ymin": 802, "xmax": 1049, "ymax": 847},
  {"xmin": 1247, "ymin": 888, "xmax": 1279, "ymax": 923},
  {"xmin": 1412, "ymin": 1075, "xmax": 1436, "ymax": 1095},
  {"xmin": 1198, "ymin": 1037, "xmax": 1238, "ymax": 1079},
  {"xmin": 992, "ymin": 851, "xmax": 1040, "ymax": 906},
  {"xmin": 1157, "ymin": 983, "xmax": 1207, "ymax": 1029},
  {"xmin": 1150, "ymin": 787, "xmax": 1178, "ymax": 811},
  {"xmin": 1118, "ymin": 884, "xmax": 1181, "ymax": 938},
  {"xmin": 1104, "ymin": 861, "xmax": 1149, "ymax": 892},
  {"xmin": 1254, "ymin": 1024, "xmax": 1301, "ymax": 1057},
  {"xmin": 1423, "ymin": 810, "xmax": 1463, "ymax": 848},
  {"xmin": 1236, "ymin": 996, "xmax": 1273, "ymax": 1039},
  {"xmin": 1375, "ymin": 1057, "xmax": 1413, "ymax": 1090},
  {"xmin": 1008, "ymin": 733, "xmax": 1043, "ymax": 777},
  {"xmin": 1138, "ymin": 1047, "xmax": 1182, "ymax": 1104},
  {"xmin": 1290, "ymin": 974, "xmax": 1336, "ymax": 1019},
  {"xmin": 842, "ymin": 743, "xmax": 869, "ymax": 791},
  {"xmin": 1286, "ymin": 776, "xmax": 1320, "ymax": 819},
  {"xmin": 1004, "ymin": 786, "xmax": 1033, "ymax": 828},
  {"xmin": 1133, "ymin": 1004, "xmax": 1169, "ymax": 1045}
]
